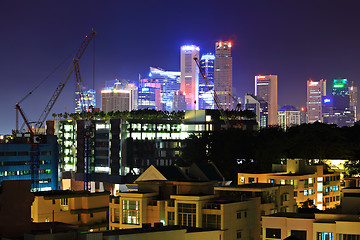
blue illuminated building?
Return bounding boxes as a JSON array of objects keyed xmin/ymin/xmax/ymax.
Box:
[
  {"xmin": 138, "ymin": 78, "xmax": 161, "ymax": 110},
  {"xmin": 0, "ymin": 135, "xmax": 59, "ymax": 191},
  {"xmin": 147, "ymin": 67, "xmax": 181, "ymax": 111},
  {"xmin": 199, "ymin": 54, "xmax": 215, "ymax": 109}
]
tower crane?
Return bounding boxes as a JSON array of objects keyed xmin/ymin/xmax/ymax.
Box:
[
  {"xmin": 193, "ymin": 57, "xmax": 231, "ymax": 129},
  {"xmin": 15, "ymin": 29, "xmax": 96, "ymax": 191}
]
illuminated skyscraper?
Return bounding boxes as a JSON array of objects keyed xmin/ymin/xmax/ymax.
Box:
[
  {"xmin": 148, "ymin": 67, "xmax": 180, "ymax": 111},
  {"xmin": 138, "ymin": 79, "xmax": 161, "ymax": 110},
  {"xmin": 349, "ymin": 84, "xmax": 358, "ymax": 122},
  {"xmin": 323, "ymin": 79, "xmax": 354, "ymax": 127},
  {"xmin": 214, "ymin": 41, "xmax": 232, "ymax": 110},
  {"xmin": 244, "ymin": 94, "xmax": 268, "ymax": 128},
  {"xmin": 255, "ymin": 75, "xmax": 278, "ymax": 126},
  {"xmin": 306, "ymin": 79, "xmax": 326, "ymax": 123},
  {"xmin": 101, "ymin": 80, "xmax": 138, "ymax": 112},
  {"xmin": 180, "ymin": 45, "xmax": 199, "ymax": 110},
  {"xmin": 75, "ymin": 86, "xmax": 96, "ymax": 113},
  {"xmin": 199, "ymin": 53, "xmax": 215, "ymax": 109}
]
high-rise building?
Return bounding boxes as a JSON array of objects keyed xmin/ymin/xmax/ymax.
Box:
[
  {"xmin": 323, "ymin": 79, "xmax": 354, "ymax": 127},
  {"xmin": 277, "ymin": 105, "xmax": 301, "ymax": 130},
  {"xmin": 306, "ymin": 79, "xmax": 326, "ymax": 123},
  {"xmin": 214, "ymin": 41, "xmax": 232, "ymax": 110},
  {"xmin": 255, "ymin": 75, "xmax": 278, "ymax": 126},
  {"xmin": 244, "ymin": 94, "xmax": 269, "ymax": 128},
  {"xmin": 180, "ymin": 45, "xmax": 200, "ymax": 110},
  {"xmin": 138, "ymin": 79, "xmax": 161, "ymax": 110},
  {"xmin": 349, "ymin": 84, "xmax": 358, "ymax": 122},
  {"xmin": 173, "ymin": 91, "xmax": 186, "ymax": 111},
  {"xmin": 75, "ymin": 86, "xmax": 96, "ymax": 113},
  {"xmin": 101, "ymin": 80, "xmax": 138, "ymax": 112},
  {"xmin": 148, "ymin": 67, "xmax": 181, "ymax": 112},
  {"xmin": 199, "ymin": 53, "xmax": 215, "ymax": 109}
]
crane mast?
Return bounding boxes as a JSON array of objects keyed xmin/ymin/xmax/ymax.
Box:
[{"xmin": 193, "ymin": 57, "xmax": 231, "ymax": 129}]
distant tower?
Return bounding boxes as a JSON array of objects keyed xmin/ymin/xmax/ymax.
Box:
[
  {"xmin": 244, "ymin": 94, "xmax": 269, "ymax": 128},
  {"xmin": 255, "ymin": 75, "xmax": 278, "ymax": 126},
  {"xmin": 199, "ymin": 53, "xmax": 215, "ymax": 109},
  {"xmin": 306, "ymin": 79, "xmax": 326, "ymax": 123},
  {"xmin": 173, "ymin": 91, "xmax": 186, "ymax": 111},
  {"xmin": 101, "ymin": 80, "xmax": 137, "ymax": 112},
  {"xmin": 180, "ymin": 45, "xmax": 200, "ymax": 110},
  {"xmin": 138, "ymin": 79, "xmax": 161, "ymax": 110},
  {"xmin": 214, "ymin": 41, "xmax": 232, "ymax": 110},
  {"xmin": 349, "ymin": 83, "xmax": 358, "ymax": 122}
]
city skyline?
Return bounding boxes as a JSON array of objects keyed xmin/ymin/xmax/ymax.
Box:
[{"xmin": 1, "ymin": 0, "xmax": 360, "ymax": 133}]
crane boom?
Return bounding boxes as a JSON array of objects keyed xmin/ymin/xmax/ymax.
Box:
[
  {"xmin": 193, "ymin": 57, "xmax": 231, "ymax": 129},
  {"xmin": 34, "ymin": 30, "xmax": 96, "ymax": 132}
]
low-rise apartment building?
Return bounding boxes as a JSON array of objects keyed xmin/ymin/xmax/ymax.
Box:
[
  {"xmin": 238, "ymin": 159, "xmax": 341, "ymax": 210},
  {"xmin": 109, "ymin": 165, "xmax": 296, "ymax": 240},
  {"xmin": 31, "ymin": 190, "xmax": 109, "ymax": 231}
]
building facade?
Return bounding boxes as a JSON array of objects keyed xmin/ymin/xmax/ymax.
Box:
[
  {"xmin": 214, "ymin": 41, "xmax": 232, "ymax": 110},
  {"xmin": 255, "ymin": 75, "xmax": 278, "ymax": 125},
  {"xmin": 0, "ymin": 135, "xmax": 59, "ymax": 191},
  {"xmin": 307, "ymin": 79, "xmax": 326, "ymax": 123},
  {"xmin": 180, "ymin": 45, "xmax": 200, "ymax": 110},
  {"xmin": 138, "ymin": 79, "xmax": 161, "ymax": 110}
]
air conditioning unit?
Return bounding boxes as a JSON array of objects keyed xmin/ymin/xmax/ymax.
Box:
[{"xmin": 33, "ymin": 135, "xmax": 41, "ymax": 143}]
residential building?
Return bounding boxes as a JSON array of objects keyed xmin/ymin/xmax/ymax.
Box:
[
  {"xmin": 199, "ymin": 53, "xmax": 215, "ymax": 110},
  {"xmin": 31, "ymin": 190, "xmax": 109, "ymax": 231},
  {"xmin": 255, "ymin": 75, "xmax": 278, "ymax": 125},
  {"xmin": 148, "ymin": 67, "xmax": 181, "ymax": 112},
  {"xmin": 109, "ymin": 165, "xmax": 295, "ymax": 240},
  {"xmin": 238, "ymin": 159, "xmax": 341, "ymax": 210},
  {"xmin": 307, "ymin": 79, "xmax": 326, "ymax": 123},
  {"xmin": 244, "ymin": 93, "xmax": 269, "ymax": 128},
  {"xmin": 278, "ymin": 105, "xmax": 301, "ymax": 130},
  {"xmin": 0, "ymin": 134, "xmax": 59, "ymax": 191},
  {"xmin": 323, "ymin": 79, "xmax": 354, "ymax": 127},
  {"xmin": 214, "ymin": 41, "xmax": 232, "ymax": 110},
  {"xmin": 180, "ymin": 45, "xmax": 199, "ymax": 110},
  {"xmin": 75, "ymin": 86, "xmax": 96, "ymax": 113}
]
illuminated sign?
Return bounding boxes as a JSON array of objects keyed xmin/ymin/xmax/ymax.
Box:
[
  {"xmin": 142, "ymin": 87, "xmax": 150, "ymax": 93},
  {"xmin": 333, "ymin": 84, "xmax": 344, "ymax": 88},
  {"xmin": 181, "ymin": 45, "xmax": 199, "ymax": 51},
  {"xmin": 323, "ymin": 98, "xmax": 331, "ymax": 103},
  {"xmin": 257, "ymin": 75, "xmax": 266, "ymax": 79},
  {"xmin": 309, "ymin": 81, "xmax": 319, "ymax": 86}
]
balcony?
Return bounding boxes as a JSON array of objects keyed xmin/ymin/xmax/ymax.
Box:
[{"xmin": 203, "ymin": 203, "xmax": 221, "ymax": 210}]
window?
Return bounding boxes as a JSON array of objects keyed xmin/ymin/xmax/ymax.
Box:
[
  {"xmin": 304, "ymin": 190, "xmax": 308, "ymax": 196},
  {"xmin": 294, "ymin": 191, "xmax": 298, "ymax": 197},
  {"xmin": 90, "ymin": 213, "xmax": 94, "ymax": 218},
  {"xmin": 339, "ymin": 234, "xmax": 360, "ymax": 240},
  {"xmin": 309, "ymin": 189, "xmax": 313, "ymax": 195},
  {"xmin": 168, "ymin": 212, "xmax": 175, "ymax": 225},
  {"xmin": 249, "ymin": 177, "xmax": 255, "ymax": 183},
  {"xmin": 60, "ymin": 198, "xmax": 69, "ymax": 211},
  {"xmin": 202, "ymin": 214, "xmax": 221, "ymax": 229},
  {"xmin": 266, "ymin": 228, "xmax": 281, "ymax": 239},
  {"xmin": 122, "ymin": 200, "xmax": 140, "ymax": 225},
  {"xmin": 178, "ymin": 203, "xmax": 196, "ymax": 227},
  {"xmin": 52, "ymin": 199, "xmax": 56, "ymax": 204},
  {"xmin": 237, "ymin": 211, "xmax": 241, "ymax": 219},
  {"xmin": 291, "ymin": 230, "xmax": 307, "ymax": 240},
  {"xmin": 317, "ymin": 232, "xmax": 333, "ymax": 240},
  {"xmin": 244, "ymin": 211, "xmax": 247, "ymax": 218},
  {"xmin": 237, "ymin": 231, "xmax": 242, "ymax": 239}
]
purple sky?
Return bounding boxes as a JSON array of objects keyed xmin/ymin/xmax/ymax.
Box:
[{"xmin": 1, "ymin": 0, "xmax": 360, "ymax": 134}]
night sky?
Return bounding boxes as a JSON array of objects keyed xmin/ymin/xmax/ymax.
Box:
[{"xmin": 1, "ymin": 0, "xmax": 360, "ymax": 134}]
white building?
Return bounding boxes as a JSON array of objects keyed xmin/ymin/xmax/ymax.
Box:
[
  {"xmin": 307, "ymin": 79, "xmax": 326, "ymax": 123},
  {"xmin": 255, "ymin": 75, "xmax": 278, "ymax": 126}
]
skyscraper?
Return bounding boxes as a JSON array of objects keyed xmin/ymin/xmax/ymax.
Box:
[
  {"xmin": 349, "ymin": 84, "xmax": 358, "ymax": 122},
  {"xmin": 148, "ymin": 67, "xmax": 180, "ymax": 111},
  {"xmin": 306, "ymin": 79, "xmax": 326, "ymax": 123},
  {"xmin": 244, "ymin": 94, "xmax": 269, "ymax": 128},
  {"xmin": 101, "ymin": 80, "xmax": 138, "ymax": 112},
  {"xmin": 75, "ymin": 86, "xmax": 96, "ymax": 113},
  {"xmin": 138, "ymin": 79, "xmax": 161, "ymax": 110},
  {"xmin": 199, "ymin": 53, "xmax": 215, "ymax": 109},
  {"xmin": 214, "ymin": 41, "xmax": 232, "ymax": 110},
  {"xmin": 255, "ymin": 75, "xmax": 278, "ymax": 126},
  {"xmin": 180, "ymin": 45, "xmax": 199, "ymax": 110},
  {"xmin": 323, "ymin": 79, "xmax": 354, "ymax": 127}
]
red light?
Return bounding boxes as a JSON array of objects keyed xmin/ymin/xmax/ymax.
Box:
[
  {"xmin": 301, "ymin": 107, "xmax": 305, "ymax": 112},
  {"xmin": 257, "ymin": 75, "xmax": 266, "ymax": 79},
  {"xmin": 228, "ymin": 42, "xmax": 232, "ymax": 48},
  {"xmin": 218, "ymin": 42, "xmax": 223, "ymax": 47}
]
